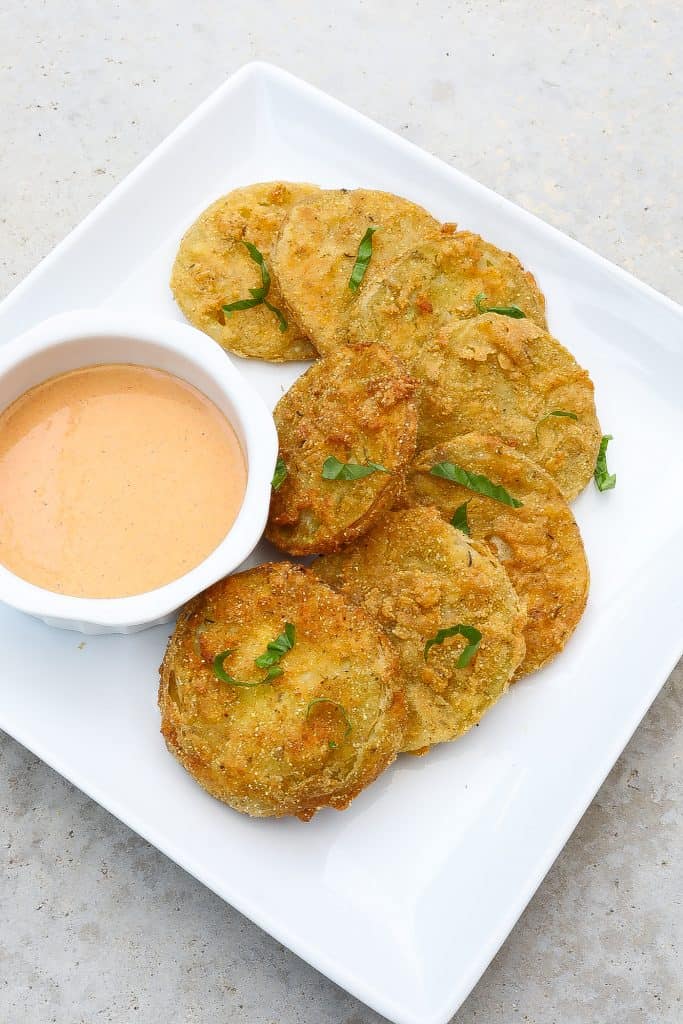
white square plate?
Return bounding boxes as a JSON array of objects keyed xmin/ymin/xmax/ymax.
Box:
[{"xmin": 1, "ymin": 63, "xmax": 682, "ymax": 1024}]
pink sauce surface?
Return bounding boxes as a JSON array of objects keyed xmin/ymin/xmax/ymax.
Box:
[{"xmin": 0, "ymin": 363, "xmax": 246, "ymax": 598}]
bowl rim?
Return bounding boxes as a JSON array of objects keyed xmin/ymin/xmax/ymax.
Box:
[{"xmin": 0, "ymin": 308, "xmax": 278, "ymax": 629}]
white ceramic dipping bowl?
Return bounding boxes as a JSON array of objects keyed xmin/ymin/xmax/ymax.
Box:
[{"xmin": 0, "ymin": 309, "xmax": 278, "ymax": 634}]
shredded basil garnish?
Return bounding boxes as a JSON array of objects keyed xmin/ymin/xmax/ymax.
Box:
[
  {"xmin": 430, "ymin": 462, "xmax": 522, "ymax": 507},
  {"xmin": 450, "ymin": 501, "xmax": 471, "ymax": 535},
  {"xmin": 254, "ymin": 623, "xmax": 296, "ymax": 670},
  {"xmin": 348, "ymin": 226, "xmax": 378, "ymax": 292},
  {"xmin": 242, "ymin": 240, "xmax": 270, "ymax": 296},
  {"xmin": 536, "ymin": 409, "xmax": 578, "ymax": 438},
  {"xmin": 594, "ymin": 434, "xmax": 616, "ymax": 492},
  {"xmin": 474, "ymin": 292, "xmax": 526, "ymax": 319},
  {"xmin": 213, "ymin": 649, "xmax": 267, "ymax": 688},
  {"xmin": 263, "ymin": 298, "xmax": 288, "ymax": 333},
  {"xmin": 271, "ymin": 455, "xmax": 287, "ymax": 491},
  {"xmin": 221, "ymin": 296, "xmax": 262, "ymax": 312},
  {"xmin": 305, "ymin": 697, "xmax": 352, "ymax": 749},
  {"xmin": 424, "ymin": 624, "xmax": 482, "ymax": 666},
  {"xmin": 213, "ymin": 627, "xmax": 294, "ymax": 687},
  {"xmin": 222, "ymin": 241, "xmax": 288, "ymax": 330},
  {"xmin": 322, "ymin": 456, "xmax": 389, "ymax": 480}
]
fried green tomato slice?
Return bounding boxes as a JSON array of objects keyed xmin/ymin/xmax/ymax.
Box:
[
  {"xmin": 265, "ymin": 343, "xmax": 418, "ymax": 555},
  {"xmin": 399, "ymin": 434, "xmax": 589, "ymax": 678},
  {"xmin": 271, "ymin": 188, "xmax": 442, "ymax": 353},
  {"xmin": 313, "ymin": 507, "xmax": 526, "ymax": 753},
  {"xmin": 158, "ymin": 562, "xmax": 406, "ymax": 820},
  {"xmin": 362, "ymin": 310, "xmax": 599, "ymax": 500},
  {"xmin": 347, "ymin": 230, "xmax": 547, "ymax": 357},
  {"xmin": 171, "ymin": 181, "xmax": 319, "ymax": 362}
]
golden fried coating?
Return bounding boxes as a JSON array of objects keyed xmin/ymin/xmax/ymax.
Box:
[
  {"xmin": 314, "ymin": 507, "xmax": 526, "ymax": 752},
  {"xmin": 398, "ymin": 434, "xmax": 589, "ymax": 678},
  {"xmin": 159, "ymin": 563, "xmax": 406, "ymax": 820},
  {"xmin": 271, "ymin": 188, "xmax": 442, "ymax": 353},
  {"xmin": 171, "ymin": 181, "xmax": 319, "ymax": 361},
  {"xmin": 265, "ymin": 343, "xmax": 418, "ymax": 555},
  {"xmin": 357, "ymin": 309, "xmax": 600, "ymax": 500},
  {"xmin": 347, "ymin": 231, "xmax": 547, "ymax": 356}
]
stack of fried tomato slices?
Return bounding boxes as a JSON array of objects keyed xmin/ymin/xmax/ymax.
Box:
[{"xmin": 162, "ymin": 181, "xmax": 614, "ymax": 820}]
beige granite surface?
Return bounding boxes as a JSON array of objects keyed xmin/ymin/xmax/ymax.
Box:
[{"xmin": 0, "ymin": 2, "xmax": 681, "ymax": 1021}]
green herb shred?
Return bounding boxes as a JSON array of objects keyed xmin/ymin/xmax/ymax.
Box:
[
  {"xmin": 242, "ymin": 240, "xmax": 270, "ymax": 296},
  {"xmin": 348, "ymin": 226, "xmax": 379, "ymax": 292},
  {"xmin": 271, "ymin": 455, "xmax": 288, "ymax": 491},
  {"xmin": 263, "ymin": 298, "xmax": 288, "ymax": 333},
  {"xmin": 535, "ymin": 409, "xmax": 578, "ymax": 438},
  {"xmin": 450, "ymin": 501, "xmax": 471, "ymax": 535},
  {"xmin": 322, "ymin": 455, "xmax": 389, "ymax": 480},
  {"xmin": 220, "ymin": 296, "xmax": 262, "ymax": 312},
  {"xmin": 213, "ymin": 624, "xmax": 295, "ymax": 687},
  {"xmin": 222, "ymin": 240, "xmax": 288, "ymax": 330},
  {"xmin": 430, "ymin": 461, "xmax": 523, "ymax": 507},
  {"xmin": 594, "ymin": 434, "xmax": 616, "ymax": 492},
  {"xmin": 254, "ymin": 622, "xmax": 296, "ymax": 670},
  {"xmin": 213, "ymin": 649, "xmax": 266, "ymax": 688},
  {"xmin": 423, "ymin": 624, "xmax": 482, "ymax": 667},
  {"xmin": 474, "ymin": 292, "xmax": 526, "ymax": 319}
]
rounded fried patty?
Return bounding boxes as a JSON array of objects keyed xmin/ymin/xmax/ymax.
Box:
[
  {"xmin": 266, "ymin": 343, "xmax": 417, "ymax": 555},
  {"xmin": 314, "ymin": 507, "xmax": 526, "ymax": 752},
  {"xmin": 272, "ymin": 188, "xmax": 442, "ymax": 353},
  {"xmin": 159, "ymin": 562, "xmax": 406, "ymax": 820},
  {"xmin": 171, "ymin": 181, "xmax": 319, "ymax": 361},
  {"xmin": 399, "ymin": 434, "xmax": 589, "ymax": 677},
  {"xmin": 348, "ymin": 230, "xmax": 547, "ymax": 355}
]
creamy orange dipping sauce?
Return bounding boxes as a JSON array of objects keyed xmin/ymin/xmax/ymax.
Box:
[{"xmin": 0, "ymin": 363, "xmax": 247, "ymax": 598}]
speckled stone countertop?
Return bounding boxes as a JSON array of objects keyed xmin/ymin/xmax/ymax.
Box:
[{"xmin": 1, "ymin": 3, "xmax": 681, "ymax": 1022}]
